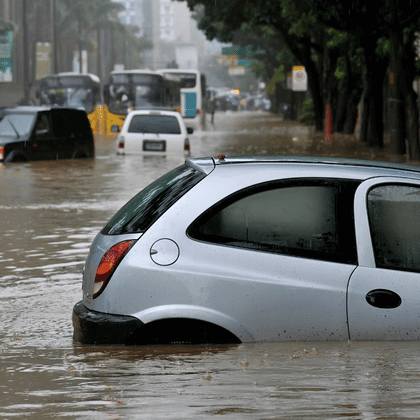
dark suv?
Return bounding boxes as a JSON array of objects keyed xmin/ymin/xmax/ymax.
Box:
[{"xmin": 0, "ymin": 106, "xmax": 94, "ymax": 163}]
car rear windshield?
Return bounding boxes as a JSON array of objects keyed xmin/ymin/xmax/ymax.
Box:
[
  {"xmin": 101, "ymin": 164, "xmax": 206, "ymax": 235},
  {"xmin": 128, "ymin": 115, "xmax": 181, "ymax": 134},
  {"xmin": 0, "ymin": 113, "xmax": 35, "ymax": 137}
]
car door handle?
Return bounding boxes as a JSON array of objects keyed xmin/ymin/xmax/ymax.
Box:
[{"xmin": 366, "ymin": 289, "xmax": 402, "ymax": 309}]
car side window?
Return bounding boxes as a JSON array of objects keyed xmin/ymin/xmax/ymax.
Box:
[
  {"xmin": 188, "ymin": 179, "xmax": 359, "ymax": 264},
  {"xmin": 368, "ymin": 184, "xmax": 420, "ymax": 272},
  {"xmin": 35, "ymin": 114, "xmax": 51, "ymax": 135}
]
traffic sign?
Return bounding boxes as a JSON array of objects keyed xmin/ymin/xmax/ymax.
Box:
[
  {"xmin": 292, "ymin": 65, "xmax": 307, "ymax": 91},
  {"xmin": 228, "ymin": 66, "xmax": 245, "ymax": 76},
  {"xmin": 222, "ymin": 45, "xmax": 265, "ymax": 57}
]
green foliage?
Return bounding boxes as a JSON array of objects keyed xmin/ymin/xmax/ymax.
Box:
[{"xmin": 299, "ymin": 99, "xmax": 316, "ymax": 125}]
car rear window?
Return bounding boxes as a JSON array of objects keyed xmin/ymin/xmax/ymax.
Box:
[
  {"xmin": 0, "ymin": 113, "xmax": 35, "ymax": 137},
  {"xmin": 128, "ymin": 115, "xmax": 181, "ymax": 134},
  {"xmin": 101, "ymin": 164, "xmax": 206, "ymax": 235}
]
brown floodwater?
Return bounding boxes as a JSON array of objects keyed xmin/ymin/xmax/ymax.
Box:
[{"xmin": 1, "ymin": 111, "xmax": 420, "ymax": 419}]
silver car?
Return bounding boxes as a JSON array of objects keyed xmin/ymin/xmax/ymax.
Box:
[{"xmin": 73, "ymin": 156, "xmax": 420, "ymax": 344}]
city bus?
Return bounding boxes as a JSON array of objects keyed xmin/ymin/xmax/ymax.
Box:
[
  {"xmin": 38, "ymin": 73, "xmax": 106, "ymax": 135},
  {"xmin": 158, "ymin": 69, "xmax": 207, "ymax": 130},
  {"xmin": 103, "ymin": 69, "xmax": 181, "ymax": 133}
]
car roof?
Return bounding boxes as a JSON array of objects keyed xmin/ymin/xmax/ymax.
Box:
[
  {"xmin": 0, "ymin": 106, "xmax": 83, "ymax": 114},
  {"xmin": 128, "ymin": 109, "xmax": 182, "ymax": 117},
  {"xmin": 186, "ymin": 155, "xmax": 420, "ymax": 177}
]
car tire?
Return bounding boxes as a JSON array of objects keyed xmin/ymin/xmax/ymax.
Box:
[
  {"xmin": 72, "ymin": 149, "xmax": 88, "ymax": 159},
  {"xmin": 5, "ymin": 150, "xmax": 27, "ymax": 163}
]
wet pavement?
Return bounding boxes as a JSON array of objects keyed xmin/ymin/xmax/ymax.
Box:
[{"xmin": 1, "ymin": 111, "xmax": 420, "ymax": 419}]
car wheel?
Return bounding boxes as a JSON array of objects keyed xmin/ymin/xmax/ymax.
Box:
[
  {"xmin": 72, "ymin": 149, "xmax": 88, "ymax": 159},
  {"xmin": 127, "ymin": 318, "xmax": 241, "ymax": 345},
  {"xmin": 5, "ymin": 150, "xmax": 27, "ymax": 163}
]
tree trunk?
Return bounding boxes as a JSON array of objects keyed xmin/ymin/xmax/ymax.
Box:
[
  {"xmin": 406, "ymin": 88, "xmax": 420, "ymax": 161},
  {"xmin": 389, "ymin": 28, "xmax": 407, "ymax": 154},
  {"xmin": 402, "ymin": 30, "xmax": 420, "ymax": 161},
  {"xmin": 360, "ymin": 40, "xmax": 386, "ymax": 147},
  {"xmin": 343, "ymin": 93, "xmax": 359, "ymax": 134},
  {"xmin": 366, "ymin": 75, "xmax": 384, "ymax": 148}
]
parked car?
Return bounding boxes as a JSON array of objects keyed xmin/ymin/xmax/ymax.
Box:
[
  {"xmin": 0, "ymin": 106, "xmax": 94, "ymax": 163},
  {"xmin": 115, "ymin": 109, "xmax": 192, "ymax": 156},
  {"xmin": 73, "ymin": 156, "xmax": 420, "ymax": 345}
]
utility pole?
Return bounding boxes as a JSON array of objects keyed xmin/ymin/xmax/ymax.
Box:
[
  {"xmin": 22, "ymin": 0, "xmax": 31, "ymax": 104},
  {"xmin": 51, "ymin": 0, "xmax": 58, "ymax": 74}
]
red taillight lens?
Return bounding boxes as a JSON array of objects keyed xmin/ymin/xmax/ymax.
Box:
[
  {"xmin": 196, "ymin": 109, "xmax": 200, "ymax": 115},
  {"xmin": 118, "ymin": 136, "xmax": 124, "ymax": 149},
  {"xmin": 93, "ymin": 240, "xmax": 135, "ymax": 298},
  {"xmin": 0, "ymin": 146, "xmax": 4, "ymax": 160}
]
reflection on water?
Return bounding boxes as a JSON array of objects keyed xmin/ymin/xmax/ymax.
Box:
[{"xmin": 1, "ymin": 111, "xmax": 420, "ymax": 419}]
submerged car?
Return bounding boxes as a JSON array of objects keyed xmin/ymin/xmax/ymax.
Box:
[
  {"xmin": 115, "ymin": 109, "xmax": 192, "ymax": 156},
  {"xmin": 73, "ymin": 156, "xmax": 420, "ymax": 345},
  {"xmin": 0, "ymin": 106, "xmax": 94, "ymax": 163}
]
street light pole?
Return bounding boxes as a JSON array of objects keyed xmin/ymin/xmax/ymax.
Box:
[{"xmin": 22, "ymin": 0, "xmax": 31, "ymax": 104}]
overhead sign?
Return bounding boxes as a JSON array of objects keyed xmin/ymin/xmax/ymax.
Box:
[
  {"xmin": 229, "ymin": 66, "xmax": 245, "ymax": 76},
  {"xmin": 35, "ymin": 42, "xmax": 51, "ymax": 81},
  {"xmin": 222, "ymin": 45, "xmax": 265, "ymax": 57},
  {"xmin": 237, "ymin": 59, "xmax": 252, "ymax": 67},
  {"xmin": 217, "ymin": 56, "xmax": 237, "ymax": 66},
  {"xmin": 292, "ymin": 65, "xmax": 307, "ymax": 91}
]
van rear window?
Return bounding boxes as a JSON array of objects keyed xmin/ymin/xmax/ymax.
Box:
[
  {"xmin": 101, "ymin": 164, "xmax": 206, "ymax": 235},
  {"xmin": 128, "ymin": 115, "xmax": 181, "ymax": 134}
]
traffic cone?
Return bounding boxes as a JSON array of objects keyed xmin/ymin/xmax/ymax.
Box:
[{"xmin": 325, "ymin": 103, "xmax": 334, "ymax": 144}]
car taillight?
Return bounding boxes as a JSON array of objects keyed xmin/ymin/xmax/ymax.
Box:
[
  {"xmin": 184, "ymin": 138, "xmax": 190, "ymax": 152},
  {"xmin": 196, "ymin": 109, "xmax": 200, "ymax": 115},
  {"xmin": 93, "ymin": 240, "xmax": 135, "ymax": 298},
  {"xmin": 0, "ymin": 146, "xmax": 4, "ymax": 161},
  {"xmin": 118, "ymin": 136, "xmax": 125, "ymax": 149}
]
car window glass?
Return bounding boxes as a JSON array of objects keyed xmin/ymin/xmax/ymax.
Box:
[
  {"xmin": 189, "ymin": 180, "xmax": 358, "ymax": 264},
  {"xmin": 368, "ymin": 184, "xmax": 420, "ymax": 272},
  {"xmin": 101, "ymin": 164, "xmax": 206, "ymax": 235},
  {"xmin": 128, "ymin": 115, "xmax": 181, "ymax": 134},
  {"xmin": 0, "ymin": 113, "xmax": 35, "ymax": 137},
  {"xmin": 35, "ymin": 114, "xmax": 51, "ymax": 134}
]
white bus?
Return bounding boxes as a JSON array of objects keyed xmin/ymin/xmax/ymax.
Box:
[{"xmin": 158, "ymin": 69, "xmax": 207, "ymax": 130}]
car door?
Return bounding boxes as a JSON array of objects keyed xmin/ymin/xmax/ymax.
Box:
[
  {"xmin": 178, "ymin": 178, "xmax": 360, "ymax": 342},
  {"xmin": 31, "ymin": 112, "xmax": 56, "ymax": 160},
  {"xmin": 50, "ymin": 109, "xmax": 73, "ymax": 159},
  {"xmin": 348, "ymin": 177, "xmax": 420, "ymax": 340}
]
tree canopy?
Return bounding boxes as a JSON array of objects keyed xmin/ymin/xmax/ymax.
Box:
[{"xmin": 178, "ymin": 0, "xmax": 420, "ymax": 159}]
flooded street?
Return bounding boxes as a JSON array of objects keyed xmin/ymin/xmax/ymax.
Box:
[{"xmin": 2, "ymin": 111, "xmax": 420, "ymax": 419}]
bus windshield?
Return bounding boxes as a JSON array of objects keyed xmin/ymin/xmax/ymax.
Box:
[
  {"xmin": 165, "ymin": 72, "xmax": 196, "ymax": 88},
  {"xmin": 40, "ymin": 87, "xmax": 95, "ymax": 114},
  {"xmin": 107, "ymin": 74, "xmax": 164, "ymax": 115},
  {"xmin": 39, "ymin": 75, "xmax": 99, "ymax": 114}
]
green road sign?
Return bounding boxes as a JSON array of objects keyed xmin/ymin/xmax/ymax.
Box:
[{"xmin": 222, "ymin": 45, "xmax": 265, "ymax": 57}]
